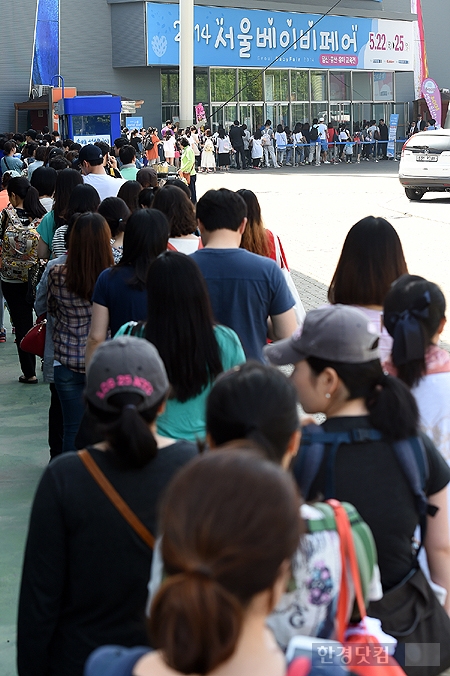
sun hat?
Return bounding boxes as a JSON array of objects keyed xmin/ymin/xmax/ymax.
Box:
[
  {"xmin": 85, "ymin": 336, "xmax": 169, "ymax": 413},
  {"xmin": 264, "ymin": 304, "xmax": 379, "ymax": 366}
]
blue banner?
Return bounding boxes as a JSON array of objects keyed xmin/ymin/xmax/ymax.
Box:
[
  {"xmin": 387, "ymin": 113, "xmax": 399, "ymax": 158},
  {"xmin": 126, "ymin": 117, "xmax": 144, "ymax": 130},
  {"xmin": 146, "ymin": 3, "xmax": 413, "ymax": 71}
]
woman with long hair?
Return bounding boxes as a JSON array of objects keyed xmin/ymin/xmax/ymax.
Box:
[
  {"xmin": 47, "ymin": 212, "xmax": 114, "ymax": 451},
  {"xmin": 265, "ymin": 305, "xmax": 450, "ymax": 648},
  {"xmin": 98, "ymin": 196, "xmax": 131, "ymax": 263},
  {"xmin": 85, "ymin": 209, "xmax": 170, "ymax": 365},
  {"xmin": 116, "ymin": 251, "xmax": 245, "ymax": 441},
  {"xmin": 328, "ymin": 216, "xmax": 408, "ymax": 361},
  {"xmin": 51, "ymin": 184, "xmax": 101, "ymax": 257},
  {"xmin": 237, "ymin": 189, "xmax": 305, "ymax": 324},
  {"xmin": 86, "ymin": 450, "xmax": 301, "ymax": 676},
  {"xmin": 384, "ymin": 274, "xmax": 450, "ymax": 469},
  {"xmin": 36, "ymin": 168, "xmax": 83, "ymax": 258},
  {"xmin": 0, "ymin": 176, "xmax": 46, "ymax": 382},
  {"xmin": 117, "ymin": 180, "xmax": 142, "ymax": 212},
  {"xmin": 152, "ymin": 184, "xmax": 200, "ymax": 254},
  {"xmin": 18, "ymin": 336, "xmax": 197, "ymax": 676}
]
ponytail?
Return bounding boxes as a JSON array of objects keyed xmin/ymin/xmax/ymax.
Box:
[
  {"xmin": 307, "ymin": 356, "xmax": 419, "ymax": 441},
  {"xmin": 150, "ymin": 572, "xmax": 243, "ymax": 675},
  {"xmin": 365, "ymin": 372, "xmax": 419, "ymax": 440},
  {"xmin": 23, "ymin": 184, "xmax": 46, "ymax": 219},
  {"xmin": 88, "ymin": 392, "xmax": 162, "ymax": 469}
]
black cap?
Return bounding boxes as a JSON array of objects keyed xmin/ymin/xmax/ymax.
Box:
[{"xmin": 74, "ymin": 144, "xmax": 103, "ymax": 166}]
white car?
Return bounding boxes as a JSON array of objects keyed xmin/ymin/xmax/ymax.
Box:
[{"xmin": 399, "ymin": 129, "xmax": 450, "ymax": 200}]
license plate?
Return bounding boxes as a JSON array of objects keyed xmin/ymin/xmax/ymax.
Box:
[{"xmin": 416, "ymin": 154, "xmax": 438, "ymax": 162}]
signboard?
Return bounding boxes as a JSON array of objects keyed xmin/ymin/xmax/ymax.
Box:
[
  {"xmin": 387, "ymin": 113, "xmax": 399, "ymax": 158},
  {"xmin": 74, "ymin": 135, "xmax": 111, "ymax": 146},
  {"xmin": 146, "ymin": 3, "xmax": 414, "ymax": 71},
  {"xmin": 421, "ymin": 78, "xmax": 442, "ymax": 128},
  {"xmin": 126, "ymin": 116, "xmax": 144, "ymax": 129}
]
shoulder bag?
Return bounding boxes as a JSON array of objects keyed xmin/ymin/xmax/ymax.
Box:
[
  {"xmin": 20, "ymin": 313, "xmax": 47, "ymax": 357},
  {"xmin": 78, "ymin": 449, "xmax": 155, "ymax": 550}
]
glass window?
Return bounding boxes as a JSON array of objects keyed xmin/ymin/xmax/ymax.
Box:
[
  {"xmin": 194, "ymin": 69, "xmax": 209, "ymax": 104},
  {"xmin": 210, "ymin": 69, "xmax": 236, "ymax": 101},
  {"xmin": 238, "ymin": 69, "xmax": 263, "ymax": 101},
  {"xmin": 266, "ymin": 103, "xmax": 288, "ymax": 127},
  {"xmin": 407, "ymin": 134, "xmax": 450, "ymax": 151},
  {"xmin": 265, "ymin": 70, "xmax": 289, "ymax": 101},
  {"xmin": 291, "ymin": 71, "xmax": 309, "ymax": 101},
  {"xmin": 161, "ymin": 71, "xmax": 179, "ymax": 103},
  {"xmin": 352, "ymin": 72, "xmax": 372, "ymax": 101},
  {"xmin": 311, "ymin": 71, "xmax": 327, "ymax": 101},
  {"xmin": 72, "ymin": 115, "xmax": 111, "ymax": 136},
  {"xmin": 329, "ymin": 71, "xmax": 351, "ymax": 100},
  {"xmin": 292, "ymin": 103, "xmax": 309, "ymax": 125},
  {"xmin": 373, "ymin": 72, "xmax": 394, "ymax": 101},
  {"xmin": 311, "ymin": 103, "xmax": 328, "ymax": 123},
  {"xmin": 162, "ymin": 105, "xmax": 179, "ymax": 125}
]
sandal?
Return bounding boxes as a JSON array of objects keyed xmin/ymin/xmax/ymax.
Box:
[{"xmin": 19, "ymin": 376, "xmax": 38, "ymax": 384}]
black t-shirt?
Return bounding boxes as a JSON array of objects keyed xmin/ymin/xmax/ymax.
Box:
[
  {"xmin": 229, "ymin": 125, "xmax": 245, "ymax": 147},
  {"xmin": 305, "ymin": 416, "xmax": 450, "ymax": 590},
  {"xmin": 17, "ymin": 442, "xmax": 197, "ymax": 676}
]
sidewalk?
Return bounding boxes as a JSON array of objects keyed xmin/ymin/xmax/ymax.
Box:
[{"xmin": 0, "ymin": 317, "xmax": 49, "ymax": 675}]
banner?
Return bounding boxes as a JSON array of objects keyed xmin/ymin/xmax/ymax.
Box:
[
  {"xmin": 421, "ymin": 78, "xmax": 442, "ymax": 127},
  {"xmin": 195, "ymin": 103, "xmax": 207, "ymax": 123},
  {"xmin": 146, "ymin": 3, "xmax": 414, "ymax": 71},
  {"xmin": 387, "ymin": 113, "xmax": 399, "ymax": 159},
  {"xmin": 126, "ymin": 116, "xmax": 144, "ymax": 130}
]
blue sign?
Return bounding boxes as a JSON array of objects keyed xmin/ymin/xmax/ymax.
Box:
[
  {"xmin": 387, "ymin": 113, "xmax": 399, "ymax": 158},
  {"xmin": 126, "ymin": 116, "xmax": 144, "ymax": 130},
  {"xmin": 146, "ymin": 3, "xmax": 413, "ymax": 71}
]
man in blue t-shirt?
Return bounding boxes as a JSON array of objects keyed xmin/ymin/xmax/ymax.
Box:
[{"xmin": 191, "ymin": 189, "xmax": 297, "ymax": 362}]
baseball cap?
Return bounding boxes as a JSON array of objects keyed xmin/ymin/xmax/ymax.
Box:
[
  {"xmin": 264, "ymin": 305, "xmax": 379, "ymax": 366},
  {"xmin": 73, "ymin": 144, "xmax": 103, "ymax": 166},
  {"xmin": 85, "ymin": 336, "xmax": 169, "ymax": 413},
  {"xmin": 47, "ymin": 147, "xmax": 64, "ymax": 161},
  {"xmin": 318, "ymin": 117, "xmax": 324, "ymax": 123}
]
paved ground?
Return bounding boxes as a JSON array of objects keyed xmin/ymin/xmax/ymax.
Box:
[{"xmin": 1, "ymin": 160, "xmax": 449, "ymax": 674}]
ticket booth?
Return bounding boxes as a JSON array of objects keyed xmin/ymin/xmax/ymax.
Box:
[{"xmin": 56, "ymin": 95, "xmax": 122, "ymax": 145}]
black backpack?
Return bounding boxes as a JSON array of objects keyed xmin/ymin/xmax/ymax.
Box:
[
  {"xmin": 310, "ymin": 125, "xmax": 319, "ymax": 142},
  {"xmin": 144, "ymin": 137, "xmax": 154, "ymax": 151}
]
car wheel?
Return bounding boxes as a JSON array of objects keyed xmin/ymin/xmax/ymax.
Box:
[{"xmin": 405, "ymin": 188, "xmax": 424, "ymax": 201}]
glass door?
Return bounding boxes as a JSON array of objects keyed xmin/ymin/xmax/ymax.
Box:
[
  {"xmin": 329, "ymin": 103, "xmax": 351, "ymax": 127},
  {"xmin": 265, "ymin": 104, "xmax": 288, "ymax": 128},
  {"xmin": 239, "ymin": 104, "xmax": 264, "ymax": 135}
]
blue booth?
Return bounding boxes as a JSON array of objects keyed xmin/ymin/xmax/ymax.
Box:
[{"xmin": 56, "ymin": 95, "xmax": 122, "ymax": 146}]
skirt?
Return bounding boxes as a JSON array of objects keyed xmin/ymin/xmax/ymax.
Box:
[{"xmin": 218, "ymin": 152, "xmax": 230, "ymax": 167}]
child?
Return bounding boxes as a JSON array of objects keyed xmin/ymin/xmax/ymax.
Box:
[{"xmin": 344, "ymin": 137, "xmax": 354, "ymax": 163}]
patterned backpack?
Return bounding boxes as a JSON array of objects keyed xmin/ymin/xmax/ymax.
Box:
[{"xmin": 1, "ymin": 205, "xmax": 40, "ymax": 282}]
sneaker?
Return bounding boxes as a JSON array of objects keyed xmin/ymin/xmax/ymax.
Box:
[
  {"xmin": 324, "ymin": 161, "xmax": 330, "ymax": 164},
  {"xmin": 0, "ymin": 329, "xmax": 6, "ymax": 343},
  {"xmin": 315, "ymin": 163, "xmax": 320, "ymax": 166},
  {"xmin": 285, "ymin": 162, "xmax": 292, "ymax": 166}
]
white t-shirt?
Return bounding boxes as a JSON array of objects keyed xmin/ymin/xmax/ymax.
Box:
[
  {"xmin": 251, "ymin": 137, "xmax": 263, "ymax": 159},
  {"xmin": 83, "ymin": 173, "xmax": 125, "ymax": 203},
  {"xmin": 318, "ymin": 123, "xmax": 328, "ymax": 140}
]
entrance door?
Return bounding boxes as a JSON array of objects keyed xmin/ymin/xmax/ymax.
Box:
[
  {"xmin": 239, "ymin": 104, "xmax": 264, "ymax": 134},
  {"xmin": 265, "ymin": 104, "xmax": 288, "ymax": 128},
  {"xmin": 330, "ymin": 103, "xmax": 351, "ymax": 127}
]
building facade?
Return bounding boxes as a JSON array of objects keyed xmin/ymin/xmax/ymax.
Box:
[{"xmin": 0, "ymin": 0, "xmax": 423, "ymax": 136}]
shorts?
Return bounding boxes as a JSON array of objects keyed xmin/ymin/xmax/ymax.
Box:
[{"xmin": 320, "ymin": 140, "xmax": 329, "ymax": 151}]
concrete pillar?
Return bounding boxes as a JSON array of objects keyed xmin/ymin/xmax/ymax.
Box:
[{"xmin": 179, "ymin": 0, "xmax": 194, "ymax": 129}]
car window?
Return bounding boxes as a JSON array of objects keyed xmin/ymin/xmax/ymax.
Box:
[{"xmin": 407, "ymin": 135, "xmax": 450, "ymax": 153}]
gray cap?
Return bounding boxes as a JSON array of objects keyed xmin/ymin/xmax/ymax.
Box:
[
  {"xmin": 264, "ymin": 304, "xmax": 380, "ymax": 366},
  {"xmin": 85, "ymin": 336, "xmax": 169, "ymax": 413}
]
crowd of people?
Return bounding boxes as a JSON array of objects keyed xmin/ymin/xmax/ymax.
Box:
[{"xmin": 1, "ymin": 124, "xmax": 450, "ymax": 676}]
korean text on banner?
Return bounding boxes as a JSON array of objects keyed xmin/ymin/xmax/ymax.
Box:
[
  {"xmin": 421, "ymin": 79, "xmax": 442, "ymax": 128},
  {"xmin": 387, "ymin": 114, "xmax": 399, "ymax": 159}
]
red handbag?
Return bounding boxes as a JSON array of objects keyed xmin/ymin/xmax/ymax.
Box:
[
  {"xmin": 331, "ymin": 499, "xmax": 405, "ymax": 676},
  {"xmin": 20, "ymin": 314, "xmax": 47, "ymax": 358}
]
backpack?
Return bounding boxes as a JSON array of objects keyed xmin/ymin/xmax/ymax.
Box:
[
  {"xmin": 1, "ymin": 206, "xmax": 40, "ymax": 282},
  {"xmin": 374, "ymin": 129, "xmax": 381, "ymax": 141},
  {"xmin": 294, "ymin": 425, "xmax": 437, "ymax": 547},
  {"xmin": 144, "ymin": 137, "xmax": 154, "ymax": 151},
  {"xmin": 222, "ymin": 138, "xmax": 232, "ymax": 152},
  {"xmin": 310, "ymin": 126, "xmax": 319, "ymax": 142}
]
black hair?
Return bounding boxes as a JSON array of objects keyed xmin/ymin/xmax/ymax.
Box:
[
  {"xmin": 145, "ymin": 251, "xmax": 223, "ymax": 401},
  {"xmin": 30, "ymin": 166, "xmax": 57, "ymax": 197},
  {"xmin": 152, "ymin": 185, "xmax": 197, "ymax": 237},
  {"xmin": 95, "ymin": 141, "xmax": 111, "ymax": 156},
  {"xmin": 88, "ymin": 392, "xmax": 164, "ymax": 469},
  {"xmin": 117, "ymin": 180, "xmax": 142, "ymax": 212},
  {"xmin": 276, "ymin": 124, "xmax": 284, "ymax": 133},
  {"xmin": 113, "ymin": 208, "xmax": 169, "ymax": 289},
  {"xmin": 307, "ymin": 356, "xmax": 419, "ymax": 441},
  {"xmin": 206, "ymin": 362, "xmax": 299, "ymax": 463},
  {"xmin": 98, "ymin": 196, "xmax": 130, "ymax": 238},
  {"xmin": 196, "ymin": 189, "xmax": 247, "ymax": 233},
  {"xmin": 383, "ymin": 274, "xmax": 446, "ymax": 388},
  {"xmin": 119, "ymin": 144, "xmax": 136, "ymax": 165},
  {"xmin": 166, "ymin": 178, "xmax": 191, "ymax": 199},
  {"xmin": 66, "ymin": 184, "xmax": 101, "ymax": 221},
  {"xmin": 49, "ymin": 156, "xmax": 71, "ymax": 171},
  {"xmin": 139, "ymin": 187, "xmax": 157, "ymax": 209},
  {"xmin": 7, "ymin": 177, "xmax": 46, "ymax": 220},
  {"xmin": 114, "ymin": 137, "xmax": 128, "ymax": 150}
]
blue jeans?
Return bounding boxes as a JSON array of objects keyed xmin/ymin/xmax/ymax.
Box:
[{"xmin": 54, "ymin": 364, "xmax": 86, "ymax": 453}]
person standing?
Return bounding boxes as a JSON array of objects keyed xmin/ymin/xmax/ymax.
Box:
[
  {"xmin": 261, "ymin": 120, "xmax": 278, "ymax": 168},
  {"xmin": 378, "ymin": 119, "xmax": 389, "ymax": 159},
  {"xmin": 229, "ymin": 120, "xmax": 246, "ymax": 170},
  {"xmin": 178, "ymin": 137, "xmax": 196, "ymax": 204},
  {"xmin": 317, "ymin": 117, "xmax": 329, "ymax": 164},
  {"xmin": 76, "ymin": 145, "xmax": 125, "ymax": 202}
]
